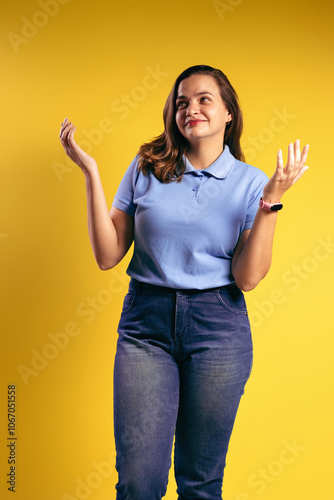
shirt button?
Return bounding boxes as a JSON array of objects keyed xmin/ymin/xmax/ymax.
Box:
[{"xmin": 192, "ymin": 187, "xmax": 198, "ymax": 191}]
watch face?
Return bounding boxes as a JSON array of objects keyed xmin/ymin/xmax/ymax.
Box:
[{"xmin": 270, "ymin": 203, "xmax": 283, "ymax": 211}]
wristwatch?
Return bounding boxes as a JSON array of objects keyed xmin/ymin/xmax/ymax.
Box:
[{"xmin": 259, "ymin": 197, "xmax": 283, "ymax": 211}]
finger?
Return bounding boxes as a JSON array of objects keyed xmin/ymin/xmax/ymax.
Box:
[
  {"xmin": 59, "ymin": 117, "xmax": 68, "ymax": 136},
  {"xmin": 277, "ymin": 148, "xmax": 284, "ymax": 172},
  {"xmin": 300, "ymin": 144, "xmax": 309, "ymax": 165},
  {"xmin": 296, "ymin": 145, "xmax": 309, "ymax": 177},
  {"xmin": 294, "ymin": 139, "xmax": 301, "ymax": 164},
  {"xmin": 286, "ymin": 142, "xmax": 294, "ymax": 171},
  {"xmin": 63, "ymin": 122, "xmax": 74, "ymax": 144},
  {"xmin": 60, "ymin": 120, "xmax": 72, "ymax": 141},
  {"xmin": 69, "ymin": 125, "xmax": 77, "ymax": 145}
]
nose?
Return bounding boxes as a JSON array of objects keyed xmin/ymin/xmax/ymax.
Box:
[{"xmin": 186, "ymin": 101, "xmax": 199, "ymax": 116}]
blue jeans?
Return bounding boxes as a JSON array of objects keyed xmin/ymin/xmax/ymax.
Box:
[{"xmin": 113, "ymin": 278, "xmax": 253, "ymax": 500}]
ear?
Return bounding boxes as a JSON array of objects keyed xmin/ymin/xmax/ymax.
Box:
[{"xmin": 226, "ymin": 112, "xmax": 232, "ymax": 124}]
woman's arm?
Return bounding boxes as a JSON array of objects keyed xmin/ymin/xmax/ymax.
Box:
[
  {"xmin": 59, "ymin": 118, "xmax": 134, "ymax": 270},
  {"xmin": 232, "ymin": 140, "xmax": 309, "ymax": 291}
]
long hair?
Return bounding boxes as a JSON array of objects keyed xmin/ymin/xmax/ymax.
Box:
[{"xmin": 137, "ymin": 65, "xmax": 245, "ymax": 183}]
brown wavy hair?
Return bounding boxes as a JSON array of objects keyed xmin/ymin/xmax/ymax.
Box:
[{"xmin": 137, "ymin": 65, "xmax": 245, "ymax": 183}]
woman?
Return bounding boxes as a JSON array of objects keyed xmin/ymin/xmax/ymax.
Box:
[{"xmin": 59, "ymin": 64, "xmax": 309, "ymax": 500}]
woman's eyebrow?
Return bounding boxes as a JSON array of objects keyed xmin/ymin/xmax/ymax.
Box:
[{"xmin": 176, "ymin": 91, "xmax": 214, "ymax": 101}]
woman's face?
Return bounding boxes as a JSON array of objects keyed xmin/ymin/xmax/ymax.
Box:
[{"xmin": 175, "ymin": 74, "xmax": 231, "ymax": 148}]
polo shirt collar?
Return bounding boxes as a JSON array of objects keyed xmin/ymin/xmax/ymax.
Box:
[{"xmin": 182, "ymin": 144, "xmax": 235, "ymax": 179}]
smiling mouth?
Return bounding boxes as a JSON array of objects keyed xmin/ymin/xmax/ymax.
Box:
[{"xmin": 186, "ymin": 120, "xmax": 206, "ymax": 126}]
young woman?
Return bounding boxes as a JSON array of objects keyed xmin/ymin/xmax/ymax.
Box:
[{"xmin": 59, "ymin": 65, "xmax": 309, "ymax": 500}]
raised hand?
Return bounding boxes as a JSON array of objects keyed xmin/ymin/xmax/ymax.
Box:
[
  {"xmin": 263, "ymin": 140, "xmax": 309, "ymax": 203},
  {"xmin": 59, "ymin": 117, "xmax": 98, "ymax": 175}
]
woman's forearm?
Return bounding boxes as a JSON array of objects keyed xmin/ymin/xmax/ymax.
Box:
[
  {"xmin": 59, "ymin": 118, "xmax": 133, "ymax": 270},
  {"xmin": 232, "ymin": 208, "xmax": 278, "ymax": 291},
  {"xmin": 233, "ymin": 141, "xmax": 310, "ymax": 291},
  {"xmin": 84, "ymin": 166, "xmax": 120, "ymax": 269}
]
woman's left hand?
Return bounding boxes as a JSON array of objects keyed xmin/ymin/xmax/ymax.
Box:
[{"xmin": 262, "ymin": 139, "xmax": 309, "ymax": 203}]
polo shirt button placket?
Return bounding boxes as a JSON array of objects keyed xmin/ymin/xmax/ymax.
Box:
[
  {"xmin": 192, "ymin": 185, "xmax": 199, "ymax": 200},
  {"xmin": 192, "ymin": 173, "xmax": 204, "ymax": 200}
]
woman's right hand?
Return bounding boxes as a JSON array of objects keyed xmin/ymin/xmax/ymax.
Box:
[{"xmin": 59, "ymin": 117, "xmax": 98, "ymax": 175}]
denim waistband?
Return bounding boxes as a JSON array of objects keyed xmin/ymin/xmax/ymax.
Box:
[{"xmin": 128, "ymin": 277, "xmax": 239, "ymax": 295}]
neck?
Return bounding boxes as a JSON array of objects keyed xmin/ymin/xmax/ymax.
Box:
[{"xmin": 185, "ymin": 139, "xmax": 225, "ymax": 169}]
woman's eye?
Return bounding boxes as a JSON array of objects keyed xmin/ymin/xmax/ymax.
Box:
[{"xmin": 176, "ymin": 97, "xmax": 210, "ymax": 109}]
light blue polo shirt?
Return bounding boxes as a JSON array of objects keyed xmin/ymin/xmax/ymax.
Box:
[{"xmin": 112, "ymin": 145, "xmax": 269, "ymax": 289}]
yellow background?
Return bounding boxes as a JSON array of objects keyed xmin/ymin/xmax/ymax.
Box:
[{"xmin": 1, "ymin": 0, "xmax": 333, "ymax": 498}]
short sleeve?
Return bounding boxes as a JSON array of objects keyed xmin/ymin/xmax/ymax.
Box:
[
  {"xmin": 243, "ymin": 173, "xmax": 269, "ymax": 231},
  {"xmin": 111, "ymin": 156, "xmax": 140, "ymax": 216}
]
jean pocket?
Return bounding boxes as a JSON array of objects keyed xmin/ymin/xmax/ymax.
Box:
[
  {"xmin": 120, "ymin": 292, "xmax": 137, "ymax": 315},
  {"xmin": 215, "ymin": 287, "xmax": 248, "ymax": 315}
]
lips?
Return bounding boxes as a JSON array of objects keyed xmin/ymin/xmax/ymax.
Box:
[{"xmin": 186, "ymin": 119, "xmax": 206, "ymax": 126}]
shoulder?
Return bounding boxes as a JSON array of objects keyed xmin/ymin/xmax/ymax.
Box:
[
  {"xmin": 227, "ymin": 156, "xmax": 269, "ymax": 203},
  {"xmin": 232, "ymin": 158, "xmax": 269, "ymax": 183},
  {"xmin": 118, "ymin": 154, "xmax": 162, "ymax": 196},
  {"xmin": 127, "ymin": 154, "xmax": 141, "ymax": 176},
  {"xmin": 117, "ymin": 154, "xmax": 142, "ymax": 188}
]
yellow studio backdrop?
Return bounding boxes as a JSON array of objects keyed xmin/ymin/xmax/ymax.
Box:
[{"xmin": 0, "ymin": 0, "xmax": 333, "ymax": 498}]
